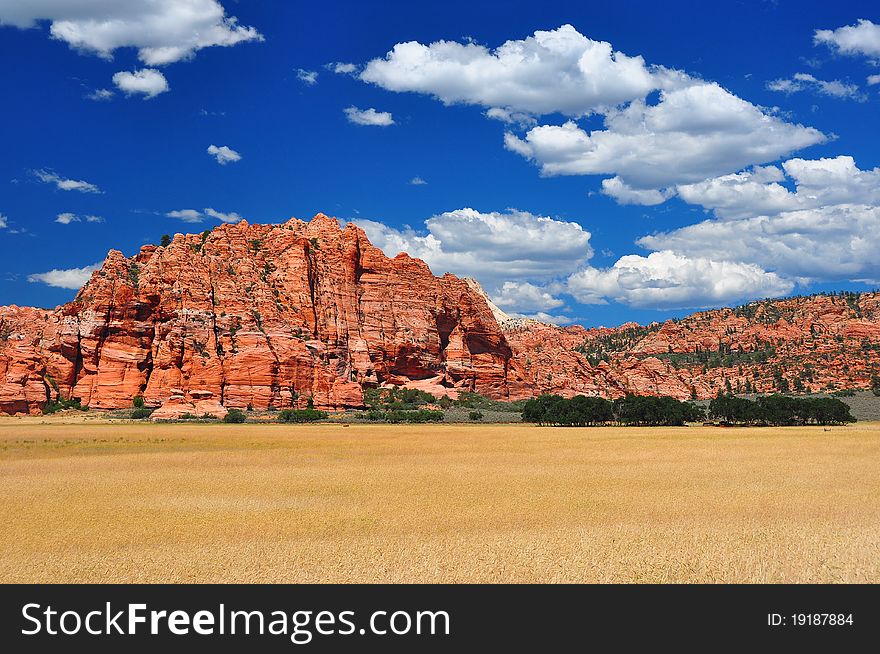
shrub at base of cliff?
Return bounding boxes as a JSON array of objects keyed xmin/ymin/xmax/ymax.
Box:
[
  {"xmin": 223, "ymin": 409, "xmax": 247, "ymax": 423},
  {"xmin": 364, "ymin": 388, "xmax": 436, "ymax": 411},
  {"xmin": 709, "ymin": 392, "xmax": 855, "ymax": 426},
  {"xmin": 130, "ymin": 407, "xmax": 154, "ymax": 419},
  {"xmin": 469, "ymin": 411, "xmax": 484, "ymax": 421},
  {"xmin": 42, "ymin": 397, "xmax": 88, "ymax": 415},
  {"xmin": 278, "ymin": 408, "xmax": 328, "ymax": 423},
  {"xmin": 364, "ymin": 409, "xmax": 444, "ymax": 423},
  {"xmin": 522, "ymin": 394, "xmax": 704, "ymax": 427}
]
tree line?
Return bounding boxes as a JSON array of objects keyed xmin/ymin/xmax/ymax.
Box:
[
  {"xmin": 708, "ymin": 393, "xmax": 854, "ymax": 426},
  {"xmin": 522, "ymin": 392, "xmax": 856, "ymax": 427},
  {"xmin": 522, "ymin": 394, "xmax": 705, "ymax": 427}
]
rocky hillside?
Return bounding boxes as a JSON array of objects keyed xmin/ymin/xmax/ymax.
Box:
[
  {"xmin": 505, "ymin": 292, "xmax": 880, "ymax": 400},
  {"xmin": 2, "ymin": 214, "xmax": 879, "ymax": 414}
]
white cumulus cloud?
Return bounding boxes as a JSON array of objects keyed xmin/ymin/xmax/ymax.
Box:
[
  {"xmin": 601, "ymin": 177, "xmax": 673, "ymax": 205},
  {"xmin": 640, "ymin": 156, "xmax": 880, "ymax": 284},
  {"xmin": 358, "ymin": 208, "xmax": 593, "ymax": 292},
  {"xmin": 0, "ymin": 213, "xmax": 7, "ymax": 229},
  {"xmin": 357, "ymin": 25, "xmax": 825, "ymax": 200},
  {"xmin": 207, "ymin": 144, "xmax": 241, "ymax": 164},
  {"xmin": 567, "ymin": 251, "xmax": 793, "ymax": 309},
  {"xmin": 0, "ymin": 0, "xmax": 263, "ymax": 65},
  {"xmin": 639, "ymin": 205, "xmax": 880, "ymax": 284},
  {"xmin": 503, "ymin": 80, "xmax": 824, "ymax": 191},
  {"xmin": 492, "ymin": 281, "xmax": 565, "ymax": 312},
  {"xmin": 344, "ymin": 106, "xmax": 395, "ymax": 126},
  {"xmin": 676, "ymin": 155, "xmax": 880, "ymax": 219},
  {"xmin": 361, "ymin": 24, "xmax": 655, "ymax": 115},
  {"xmin": 112, "ymin": 68, "xmax": 169, "ymax": 98},
  {"xmin": 815, "ymin": 19, "xmax": 880, "ymax": 58},
  {"xmin": 28, "ymin": 263, "xmax": 101, "ymax": 290}
]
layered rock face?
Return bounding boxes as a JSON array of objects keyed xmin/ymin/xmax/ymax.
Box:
[
  {"xmin": 2, "ymin": 214, "xmax": 880, "ymax": 415},
  {"xmin": 0, "ymin": 215, "xmax": 528, "ymax": 414},
  {"xmin": 505, "ymin": 293, "xmax": 880, "ymax": 400}
]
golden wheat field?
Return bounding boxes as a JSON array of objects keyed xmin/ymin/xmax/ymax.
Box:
[{"xmin": 1, "ymin": 417, "xmax": 878, "ymax": 583}]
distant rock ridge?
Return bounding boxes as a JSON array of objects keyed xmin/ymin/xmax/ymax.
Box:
[{"xmin": 1, "ymin": 214, "xmax": 879, "ymax": 415}]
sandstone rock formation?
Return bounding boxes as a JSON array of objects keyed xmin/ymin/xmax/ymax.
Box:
[
  {"xmin": 504, "ymin": 292, "xmax": 880, "ymax": 400},
  {"xmin": 1, "ymin": 214, "xmax": 879, "ymax": 415},
  {"xmin": 0, "ymin": 215, "xmax": 530, "ymax": 414}
]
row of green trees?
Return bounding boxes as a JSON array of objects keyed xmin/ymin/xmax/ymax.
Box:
[
  {"xmin": 521, "ymin": 394, "xmax": 705, "ymax": 427},
  {"xmin": 708, "ymin": 393, "xmax": 854, "ymax": 425},
  {"xmin": 522, "ymin": 392, "xmax": 857, "ymax": 427}
]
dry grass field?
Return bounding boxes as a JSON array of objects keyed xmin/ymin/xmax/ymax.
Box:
[{"xmin": 1, "ymin": 417, "xmax": 878, "ymax": 583}]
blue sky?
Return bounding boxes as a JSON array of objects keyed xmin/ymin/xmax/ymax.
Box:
[{"xmin": 1, "ymin": 1, "xmax": 879, "ymax": 327}]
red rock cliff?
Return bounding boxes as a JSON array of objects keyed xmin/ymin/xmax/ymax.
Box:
[{"xmin": 0, "ymin": 215, "xmax": 530, "ymax": 414}]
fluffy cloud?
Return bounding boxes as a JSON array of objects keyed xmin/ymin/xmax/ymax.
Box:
[
  {"xmin": 344, "ymin": 106, "xmax": 395, "ymax": 126},
  {"xmin": 567, "ymin": 251, "xmax": 793, "ymax": 309},
  {"xmin": 601, "ymin": 177, "xmax": 673, "ymax": 206},
  {"xmin": 296, "ymin": 68, "xmax": 318, "ymax": 85},
  {"xmin": 207, "ymin": 144, "xmax": 241, "ymax": 164},
  {"xmin": 112, "ymin": 68, "xmax": 169, "ymax": 98},
  {"xmin": 676, "ymin": 156, "xmax": 880, "ymax": 219},
  {"xmin": 358, "ymin": 208, "xmax": 593, "ymax": 290},
  {"xmin": 358, "ymin": 25, "xmax": 825, "ymax": 198},
  {"xmin": 0, "ymin": 0, "xmax": 263, "ymax": 65},
  {"xmin": 361, "ymin": 24, "xmax": 655, "ymax": 115},
  {"xmin": 504, "ymin": 81, "xmax": 824, "ymax": 190},
  {"xmin": 868, "ymin": 74, "xmax": 880, "ymax": 86},
  {"xmin": 28, "ymin": 263, "xmax": 101, "ymax": 290},
  {"xmin": 166, "ymin": 208, "xmax": 243, "ymax": 223},
  {"xmin": 0, "ymin": 213, "xmax": 7, "ymax": 229},
  {"xmin": 767, "ymin": 72, "xmax": 864, "ymax": 100},
  {"xmin": 676, "ymin": 166, "xmax": 794, "ymax": 219},
  {"xmin": 33, "ymin": 169, "xmax": 100, "ymax": 193},
  {"xmin": 492, "ymin": 281, "xmax": 565, "ymax": 312},
  {"xmin": 409, "ymin": 176, "xmax": 427, "ymax": 185},
  {"xmin": 640, "ymin": 205, "xmax": 880, "ymax": 283},
  {"xmin": 815, "ymin": 19, "xmax": 880, "ymax": 58},
  {"xmin": 641, "ymin": 156, "xmax": 880, "ymax": 283}
]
